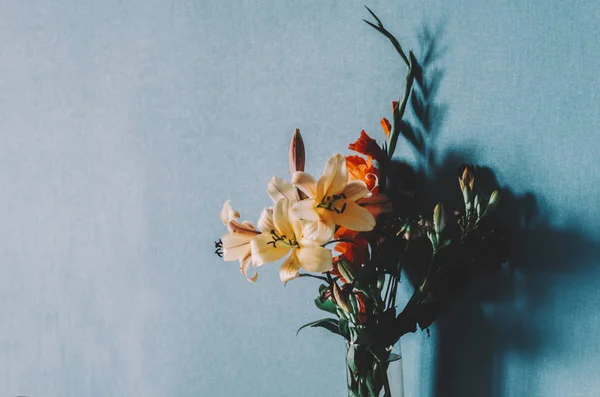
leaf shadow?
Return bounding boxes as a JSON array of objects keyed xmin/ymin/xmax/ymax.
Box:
[{"xmin": 385, "ymin": 20, "xmax": 600, "ymax": 397}]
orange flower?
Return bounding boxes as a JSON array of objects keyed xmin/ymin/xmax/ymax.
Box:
[
  {"xmin": 330, "ymin": 224, "xmax": 370, "ymax": 284},
  {"xmin": 380, "ymin": 118, "xmax": 391, "ymax": 139},
  {"xmin": 346, "ymin": 155, "xmax": 394, "ymax": 218},
  {"xmin": 334, "ymin": 227, "xmax": 369, "ymax": 268},
  {"xmin": 348, "ymin": 130, "xmax": 385, "ymax": 163},
  {"xmin": 346, "ymin": 155, "xmax": 379, "ymax": 194}
]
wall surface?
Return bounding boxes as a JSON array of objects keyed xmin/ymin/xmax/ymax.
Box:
[{"xmin": 0, "ymin": 1, "xmax": 599, "ymax": 396}]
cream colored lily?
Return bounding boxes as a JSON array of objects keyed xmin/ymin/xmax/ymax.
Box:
[
  {"xmin": 267, "ymin": 176, "xmax": 297, "ymax": 203},
  {"xmin": 251, "ymin": 198, "xmax": 333, "ymax": 283},
  {"xmin": 220, "ymin": 200, "xmax": 261, "ymax": 282},
  {"xmin": 290, "ymin": 154, "xmax": 375, "ymax": 241}
]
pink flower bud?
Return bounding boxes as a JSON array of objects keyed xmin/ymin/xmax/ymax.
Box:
[{"xmin": 289, "ymin": 128, "xmax": 305, "ymax": 174}]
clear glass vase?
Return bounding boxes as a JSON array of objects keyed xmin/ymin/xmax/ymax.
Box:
[{"xmin": 345, "ymin": 340, "xmax": 404, "ymax": 397}]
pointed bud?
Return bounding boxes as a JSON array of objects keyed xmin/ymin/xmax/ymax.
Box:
[
  {"xmin": 337, "ymin": 258, "xmax": 356, "ymax": 284},
  {"xmin": 433, "ymin": 203, "xmax": 446, "ymax": 234},
  {"xmin": 462, "ymin": 185, "xmax": 472, "ymax": 207},
  {"xmin": 333, "ymin": 282, "xmax": 351, "ymax": 313},
  {"xmin": 488, "ymin": 190, "xmax": 501, "ymax": 210},
  {"xmin": 459, "ymin": 166, "xmax": 475, "ymax": 205},
  {"xmin": 459, "ymin": 166, "xmax": 475, "ymax": 191},
  {"xmin": 289, "ymin": 128, "xmax": 305, "ymax": 174}
]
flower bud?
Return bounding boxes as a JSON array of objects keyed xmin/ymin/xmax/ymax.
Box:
[
  {"xmin": 337, "ymin": 258, "xmax": 356, "ymax": 284},
  {"xmin": 459, "ymin": 166, "xmax": 475, "ymax": 205},
  {"xmin": 333, "ymin": 282, "xmax": 351, "ymax": 313},
  {"xmin": 433, "ymin": 203, "xmax": 446, "ymax": 234},
  {"xmin": 289, "ymin": 128, "xmax": 305, "ymax": 174},
  {"xmin": 459, "ymin": 166, "xmax": 475, "ymax": 192},
  {"xmin": 488, "ymin": 190, "xmax": 501, "ymax": 209}
]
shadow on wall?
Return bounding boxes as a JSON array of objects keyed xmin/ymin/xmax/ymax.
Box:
[{"xmin": 390, "ymin": 21, "xmax": 600, "ymax": 397}]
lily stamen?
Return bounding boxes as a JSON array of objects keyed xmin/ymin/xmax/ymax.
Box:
[
  {"xmin": 267, "ymin": 229, "xmax": 298, "ymax": 248},
  {"xmin": 317, "ymin": 193, "xmax": 348, "ymax": 214}
]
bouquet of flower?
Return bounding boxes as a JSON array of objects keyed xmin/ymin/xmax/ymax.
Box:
[{"xmin": 216, "ymin": 8, "xmax": 510, "ymax": 397}]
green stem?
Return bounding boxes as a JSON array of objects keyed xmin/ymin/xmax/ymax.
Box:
[
  {"xmin": 296, "ymin": 273, "xmax": 330, "ymax": 283},
  {"xmin": 388, "ymin": 61, "xmax": 416, "ymax": 159}
]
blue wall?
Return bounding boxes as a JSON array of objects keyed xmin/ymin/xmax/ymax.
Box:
[{"xmin": 0, "ymin": 1, "xmax": 598, "ymax": 396}]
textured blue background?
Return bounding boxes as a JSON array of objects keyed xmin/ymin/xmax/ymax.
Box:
[{"xmin": 0, "ymin": 0, "xmax": 599, "ymax": 396}]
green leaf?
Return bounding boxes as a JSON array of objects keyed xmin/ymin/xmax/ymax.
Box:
[
  {"xmin": 338, "ymin": 318, "xmax": 350, "ymax": 339},
  {"xmin": 296, "ymin": 318, "xmax": 341, "ymax": 336},
  {"xmin": 314, "ymin": 296, "xmax": 338, "ymax": 315},
  {"xmin": 347, "ymin": 345, "xmax": 358, "ymax": 373}
]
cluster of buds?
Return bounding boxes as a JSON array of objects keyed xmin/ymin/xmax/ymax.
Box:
[
  {"xmin": 458, "ymin": 166, "xmax": 501, "ymax": 232},
  {"xmin": 428, "ymin": 203, "xmax": 450, "ymax": 253},
  {"xmin": 321, "ymin": 282, "xmax": 365, "ymax": 342}
]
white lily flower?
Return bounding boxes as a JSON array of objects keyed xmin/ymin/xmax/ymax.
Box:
[
  {"xmin": 220, "ymin": 200, "xmax": 260, "ymax": 282},
  {"xmin": 250, "ymin": 198, "xmax": 333, "ymax": 283},
  {"xmin": 290, "ymin": 154, "xmax": 375, "ymax": 241}
]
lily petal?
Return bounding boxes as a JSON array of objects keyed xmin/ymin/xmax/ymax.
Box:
[
  {"xmin": 257, "ymin": 207, "xmax": 275, "ymax": 233},
  {"xmin": 291, "ymin": 171, "xmax": 318, "ymax": 198},
  {"xmin": 331, "ymin": 201, "xmax": 375, "ymax": 232},
  {"xmin": 222, "ymin": 232, "xmax": 254, "ymax": 261},
  {"xmin": 250, "ymin": 233, "xmax": 290, "ymax": 266},
  {"xmin": 229, "ymin": 219, "xmax": 261, "ymax": 236},
  {"xmin": 268, "ymin": 176, "xmax": 296, "ymax": 202},
  {"xmin": 297, "ymin": 244, "xmax": 333, "ymax": 273},
  {"xmin": 342, "ymin": 180, "xmax": 370, "ymax": 201},
  {"xmin": 279, "ymin": 252, "xmax": 301, "ymax": 283},
  {"xmin": 220, "ymin": 200, "xmax": 240, "ymax": 226},
  {"xmin": 301, "ymin": 216, "xmax": 335, "ymax": 245},
  {"xmin": 290, "ymin": 198, "xmax": 319, "ymax": 222},
  {"xmin": 317, "ymin": 154, "xmax": 348, "ymax": 198},
  {"xmin": 240, "ymin": 252, "xmax": 258, "ymax": 283},
  {"xmin": 273, "ymin": 198, "xmax": 295, "ymax": 240}
]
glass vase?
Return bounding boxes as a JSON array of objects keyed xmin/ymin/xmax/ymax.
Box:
[{"xmin": 345, "ymin": 339, "xmax": 404, "ymax": 397}]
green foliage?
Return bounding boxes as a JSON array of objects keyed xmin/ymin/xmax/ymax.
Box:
[{"xmin": 296, "ymin": 318, "xmax": 342, "ymax": 337}]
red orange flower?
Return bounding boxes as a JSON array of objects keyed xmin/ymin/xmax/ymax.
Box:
[
  {"xmin": 348, "ymin": 130, "xmax": 386, "ymax": 163},
  {"xmin": 346, "ymin": 155, "xmax": 379, "ymax": 194},
  {"xmin": 334, "ymin": 227, "xmax": 370, "ymax": 266}
]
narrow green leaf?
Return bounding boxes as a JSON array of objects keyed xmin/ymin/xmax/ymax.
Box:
[
  {"xmin": 296, "ymin": 318, "xmax": 341, "ymax": 336},
  {"xmin": 364, "ymin": 6, "xmax": 383, "ymax": 26}
]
